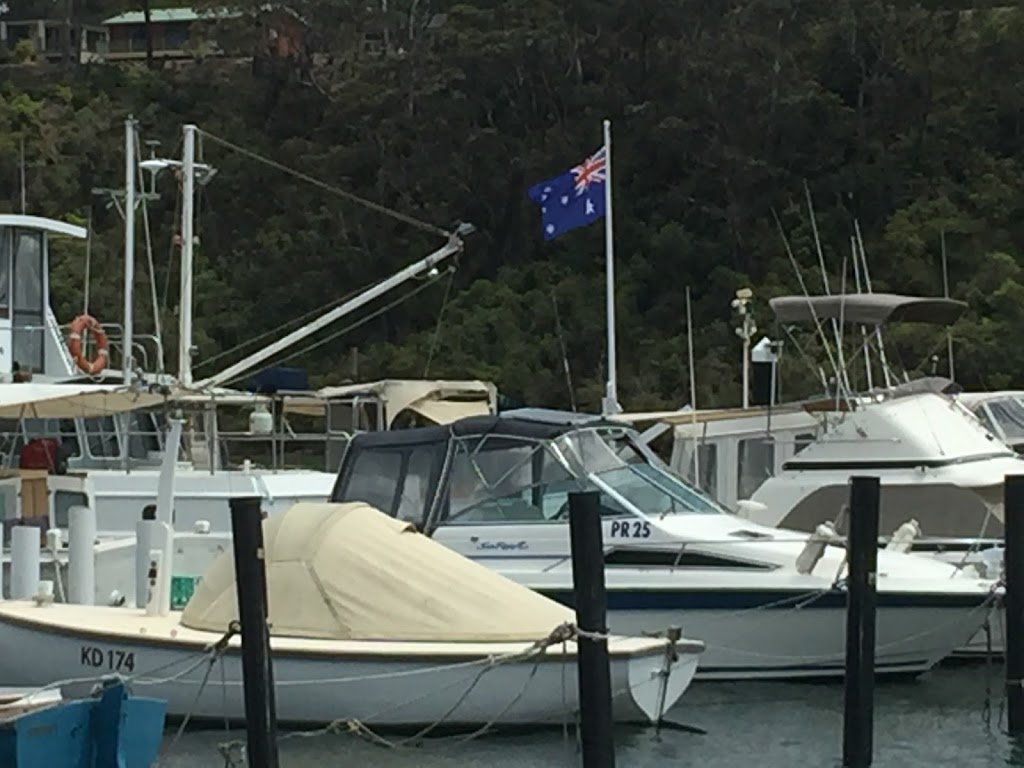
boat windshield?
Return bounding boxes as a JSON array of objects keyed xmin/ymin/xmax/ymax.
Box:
[
  {"xmin": 553, "ymin": 427, "xmax": 725, "ymax": 516},
  {"xmin": 973, "ymin": 396, "xmax": 1024, "ymax": 442},
  {"xmin": 443, "ymin": 426, "xmax": 724, "ymax": 525}
]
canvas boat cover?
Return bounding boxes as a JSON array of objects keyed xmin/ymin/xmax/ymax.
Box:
[
  {"xmin": 0, "ymin": 384, "xmax": 170, "ymax": 419},
  {"xmin": 180, "ymin": 501, "xmax": 575, "ymax": 643}
]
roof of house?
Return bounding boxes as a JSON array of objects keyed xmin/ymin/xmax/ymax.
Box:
[
  {"xmin": 102, "ymin": 7, "xmax": 241, "ymax": 26},
  {"xmin": 102, "ymin": 4, "xmax": 305, "ymax": 26}
]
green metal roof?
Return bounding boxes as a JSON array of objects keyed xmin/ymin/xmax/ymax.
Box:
[{"xmin": 102, "ymin": 7, "xmax": 241, "ymax": 26}]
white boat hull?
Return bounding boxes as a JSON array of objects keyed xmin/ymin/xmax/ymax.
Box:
[
  {"xmin": 501, "ymin": 572, "xmax": 997, "ymax": 680},
  {"xmin": 0, "ymin": 604, "xmax": 701, "ymax": 727},
  {"xmin": 603, "ymin": 602, "xmax": 989, "ymax": 679}
]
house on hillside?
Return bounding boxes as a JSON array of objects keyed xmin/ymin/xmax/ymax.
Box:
[
  {"xmin": 101, "ymin": 5, "xmax": 308, "ymax": 64},
  {"xmin": 0, "ymin": 17, "xmax": 107, "ymax": 63}
]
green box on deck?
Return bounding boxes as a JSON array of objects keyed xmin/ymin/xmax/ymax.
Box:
[{"xmin": 170, "ymin": 575, "xmax": 198, "ymax": 610}]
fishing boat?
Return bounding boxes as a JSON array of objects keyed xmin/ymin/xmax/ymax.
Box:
[
  {"xmin": 0, "ymin": 502, "xmax": 702, "ymax": 727},
  {"xmin": 0, "ymin": 121, "xmax": 488, "ymax": 551},
  {"xmin": 329, "ymin": 410, "xmax": 1000, "ymax": 680},
  {"xmin": 664, "ymin": 294, "xmax": 1020, "ymax": 552},
  {"xmin": 0, "ymin": 130, "xmax": 504, "ymax": 610}
]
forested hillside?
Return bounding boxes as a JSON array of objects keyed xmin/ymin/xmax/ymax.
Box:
[{"xmin": 1, "ymin": 1, "xmax": 1023, "ymax": 410}]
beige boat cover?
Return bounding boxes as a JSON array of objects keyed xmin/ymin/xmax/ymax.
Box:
[{"xmin": 180, "ymin": 502, "xmax": 575, "ymax": 642}]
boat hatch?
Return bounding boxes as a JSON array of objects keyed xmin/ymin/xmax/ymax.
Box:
[{"xmin": 728, "ymin": 529, "xmax": 774, "ymax": 540}]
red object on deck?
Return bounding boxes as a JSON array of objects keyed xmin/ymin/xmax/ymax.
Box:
[{"xmin": 19, "ymin": 438, "xmax": 58, "ymax": 471}]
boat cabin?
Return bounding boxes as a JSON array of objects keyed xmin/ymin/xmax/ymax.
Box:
[
  {"xmin": 666, "ymin": 293, "xmax": 979, "ymax": 509},
  {"xmin": 331, "ymin": 409, "xmax": 725, "ymax": 534},
  {"xmin": 0, "ymin": 215, "xmax": 88, "ymax": 381},
  {"xmin": 667, "ymin": 377, "xmax": 1011, "ymax": 521}
]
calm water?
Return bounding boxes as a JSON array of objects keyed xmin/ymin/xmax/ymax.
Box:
[{"xmin": 156, "ymin": 662, "xmax": 1020, "ymax": 767}]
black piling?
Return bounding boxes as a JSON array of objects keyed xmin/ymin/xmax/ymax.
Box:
[
  {"xmin": 842, "ymin": 476, "xmax": 880, "ymax": 768},
  {"xmin": 229, "ymin": 496, "xmax": 279, "ymax": 768},
  {"xmin": 1005, "ymin": 475, "xmax": 1024, "ymax": 733},
  {"xmin": 568, "ymin": 490, "xmax": 615, "ymax": 768}
]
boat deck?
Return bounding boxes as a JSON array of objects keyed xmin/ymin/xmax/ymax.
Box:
[{"xmin": 0, "ymin": 601, "xmax": 699, "ymax": 660}]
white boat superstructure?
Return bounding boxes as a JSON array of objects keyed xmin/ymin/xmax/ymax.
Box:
[
  {"xmin": 637, "ymin": 291, "xmax": 1021, "ymax": 657},
  {"xmin": 0, "ymin": 502, "xmax": 702, "ymax": 727},
  {"xmin": 0, "ymin": 215, "xmax": 339, "ymax": 543},
  {"xmin": 667, "ymin": 384, "xmax": 1021, "ymax": 541},
  {"xmin": 657, "ymin": 293, "xmax": 1023, "ymax": 552},
  {"xmin": 0, "ymin": 379, "xmax": 496, "ymax": 537},
  {"xmin": 329, "ymin": 409, "xmax": 1000, "ymax": 680},
  {"xmin": 0, "ymin": 165, "xmax": 494, "ymax": 557}
]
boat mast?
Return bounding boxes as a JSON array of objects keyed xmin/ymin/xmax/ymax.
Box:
[
  {"xmin": 123, "ymin": 117, "xmax": 136, "ymax": 384},
  {"xmin": 733, "ymin": 288, "xmax": 755, "ymax": 409},
  {"xmin": 179, "ymin": 124, "xmax": 197, "ymax": 388},
  {"xmin": 941, "ymin": 229, "xmax": 955, "ymax": 381},
  {"xmin": 195, "ymin": 229, "xmax": 471, "ymax": 389}
]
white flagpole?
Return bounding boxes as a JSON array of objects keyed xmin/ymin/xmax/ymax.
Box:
[{"xmin": 601, "ymin": 118, "xmax": 620, "ymax": 416}]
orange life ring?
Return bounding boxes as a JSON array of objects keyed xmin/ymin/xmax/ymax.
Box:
[{"xmin": 67, "ymin": 314, "xmax": 109, "ymax": 375}]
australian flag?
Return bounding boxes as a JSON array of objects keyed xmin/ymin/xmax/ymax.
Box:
[{"xmin": 527, "ymin": 147, "xmax": 607, "ymax": 241}]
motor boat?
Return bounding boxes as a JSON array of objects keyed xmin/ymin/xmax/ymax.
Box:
[
  {"xmin": 0, "ymin": 502, "xmax": 702, "ymax": 727},
  {"xmin": 329, "ymin": 410, "xmax": 1000, "ymax": 680}
]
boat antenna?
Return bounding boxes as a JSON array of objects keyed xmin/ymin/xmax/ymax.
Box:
[
  {"xmin": 853, "ymin": 219, "xmax": 893, "ymax": 387},
  {"xmin": 941, "ymin": 228, "xmax": 955, "ymax": 381},
  {"xmin": 83, "ymin": 205, "xmax": 93, "ymax": 318},
  {"xmin": 805, "ymin": 181, "xmax": 851, "ymax": 396},
  {"xmin": 771, "ymin": 207, "xmax": 841, "ymax": 393},
  {"xmin": 135, "ymin": 126, "xmax": 165, "ymax": 375},
  {"xmin": 19, "ymin": 136, "xmax": 26, "ymax": 214},
  {"xmin": 686, "ymin": 285, "xmax": 700, "ymax": 488},
  {"xmin": 732, "ymin": 287, "xmax": 756, "ymax": 409},
  {"xmin": 849, "ymin": 234, "xmax": 873, "ymax": 390},
  {"xmin": 836, "ymin": 254, "xmax": 849, "ymax": 410},
  {"xmin": 423, "ymin": 265, "xmax": 456, "ymax": 377}
]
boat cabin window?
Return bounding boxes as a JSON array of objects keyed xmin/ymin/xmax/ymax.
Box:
[
  {"xmin": 446, "ymin": 437, "xmax": 572, "ymax": 524},
  {"xmin": 556, "ymin": 428, "xmax": 725, "ymax": 516},
  {"xmin": 793, "ymin": 432, "xmax": 815, "ymax": 455},
  {"xmin": 84, "ymin": 416, "xmax": 120, "ymax": 458},
  {"xmin": 327, "ymin": 399, "xmax": 384, "ymax": 433},
  {"xmin": 343, "ymin": 449, "xmax": 403, "ymax": 513},
  {"xmin": 440, "ymin": 428, "xmax": 725, "ymax": 526},
  {"xmin": 54, "ymin": 490, "xmax": 89, "ymax": 529},
  {"xmin": 0, "ymin": 228, "xmax": 10, "ymax": 315},
  {"xmin": 338, "ymin": 443, "xmax": 440, "ymax": 527},
  {"xmin": 973, "ymin": 406, "xmax": 997, "ymax": 435},
  {"xmin": 685, "ymin": 443, "xmax": 718, "ymax": 498},
  {"xmin": 980, "ymin": 398, "xmax": 1024, "ymax": 442},
  {"xmin": 11, "ymin": 230, "xmax": 45, "ymax": 372},
  {"xmin": 127, "ymin": 411, "xmax": 163, "ymax": 459},
  {"xmin": 395, "ymin": 447, "xmax": 436, "ymax": 524},
  {"xmin": 737, "ymin": 436, "xmax": 775, "ymax": 500}
]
